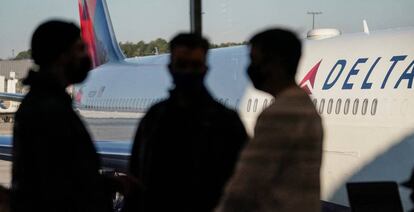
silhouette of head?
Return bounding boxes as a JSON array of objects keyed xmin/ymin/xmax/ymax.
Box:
[
  {"xmin": 168, "ymin": 33, "xmax": 209, "ymax": 90},
  {"xmin": 248, "ymin": 29, "xmax": 302, "ymax": 93},
  {"xmin": 31, "ymin": 20, "xmax": 91, "ymax": 85}
]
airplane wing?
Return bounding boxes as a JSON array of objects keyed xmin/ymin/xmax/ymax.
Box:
[
  {"xmin": 0, "ymin": 136, "xmax": 131, "ymax": 173},
  {"xmin": 0, "ymin": 92, "xmax": 24, "ymax": 102}
]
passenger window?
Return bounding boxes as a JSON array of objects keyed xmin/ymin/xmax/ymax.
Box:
[
  {"xmin": 362, "ymin": 99, "xmax": 368, "ymax": 115},
  {"xmin": 371, "ymin": 99, "xmax": 378, "ymax": 115},
  {"xmin": 319, "ymin": 99, "xmax": 325, "ymax": 114},
  {"xmin": 247, "ymin": 99, "xmax": 252, "ymax": 112},
  {"xmin": 263, "ymin": 99, "xmax": 268, "ymax": 110},
  {"xmin": 253, "ymin": 99, "xmax": 258, "ymax": 112},
  {"xmin": 327, "ymin": 99, "xmax": 333, "ymax": 114},
  {"xmin": 352, "ymin": 99, "xmax": 359, "ymax": 115},
  {"xmin": 344, "ymin": 99, "xmax": 350, "ymax": 115},
  {"xmin": 335, "ymin": 99, "xmax": 342, "ymax": 114},
  {"xmin": 313, "ymin": 99, "xmax": 318, "ymax": 108}
]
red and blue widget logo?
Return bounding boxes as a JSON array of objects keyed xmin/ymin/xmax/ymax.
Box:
[{"xmin": 299, "ymin": 60, "xmax": 322, "ymax": 95}]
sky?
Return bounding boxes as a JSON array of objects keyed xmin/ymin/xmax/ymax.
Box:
[{"xmin": 0, "ymin": 0, "xmax": 413, "ymax": 59}]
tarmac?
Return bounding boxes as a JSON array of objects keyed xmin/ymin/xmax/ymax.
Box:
[{"xmin": 0, "ymin": 117, "xmax": 141, "ymax": 188}]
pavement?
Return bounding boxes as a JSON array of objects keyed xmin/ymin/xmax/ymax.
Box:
[{"xmin": 0, "ymin": 116, "xmax": 141, "ymax": 188}]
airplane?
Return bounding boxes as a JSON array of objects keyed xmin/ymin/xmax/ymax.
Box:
[
  {"xmin": 0, "ymin": 75, "xmax": 22, "ymax": 122},
  {"xmin": 1, "ymin": 0, "xmax": 414, "ymax": 210}
]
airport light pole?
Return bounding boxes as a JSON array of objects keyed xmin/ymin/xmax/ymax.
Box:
[
  {"xmin": 190, "ymin": 0, "xmax": 202, "ymax": 35},
  {"xmin": 307, "ymin": 11, "xmax": 322, "ymax": 30}
]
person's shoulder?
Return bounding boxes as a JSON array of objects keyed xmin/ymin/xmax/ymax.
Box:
[
  {"xmin": 209, "ymin": 100, "xmax": 247, "ymax": 134},
  {"xmin": 146, "ymin": 99, "xmax": 168, "ymax": 113},
  {"xmin": 19, "ymin": 91, "xmax": 70, "ymax": 119},
  {"xmin": 140, "ymin": 99, "xmax": 169, "ymax": 122},
  {"xmin": 210, "ymin": 99, "xmax": 240, "ymax": 118}
]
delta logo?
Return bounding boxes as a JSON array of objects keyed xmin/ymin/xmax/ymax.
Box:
[
  {"xmin": 299, "ymin": 55, "xmax": 414, "ymax": 95},
  {"xmin": 299, "ymin": 60, "xmax": 322, "ymax": 94}
]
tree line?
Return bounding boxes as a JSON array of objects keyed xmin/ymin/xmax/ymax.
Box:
[
  {"xmin": 119, "ymin": 38, "xmax": 246, "ymax": 57},
  {"xmin": 11, "ymin": 38, "xmax": 246, "ymax": 60}
]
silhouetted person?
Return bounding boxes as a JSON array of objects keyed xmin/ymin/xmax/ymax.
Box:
[
  {"xmin": 124, "ymin": 33, "xmax": 247, "ymax": 212},
  {"xmin": 216, "ymin": 29, "xmax": 323, "ymax": 212},
  {"xmin": 0, "ymin": 185, "xmax": 9, "ymax": 212},
  {"xmin": 403, "ymin": 169, "xmax": 414, "ymax": 212},
  {"xmin": 11, "ymin": 20, "xmax": 113, "ymax": 212}
]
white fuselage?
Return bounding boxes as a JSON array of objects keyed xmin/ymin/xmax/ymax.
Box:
[{"xmin": 78, "ymin": 28, "xmax": 414, "ymax": 209}]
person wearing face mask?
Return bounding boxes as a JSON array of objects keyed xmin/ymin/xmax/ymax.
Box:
[
  {"xmin": 123, "ymin": 33, "xmax": 247, "ymax": 212},
  {"xmin": 215, "ymin": 29, "xmax": 323, "ymax": 212},
  {"xmin": 11, "ymin": 20, "xmax": 114, "ymax": 212}
]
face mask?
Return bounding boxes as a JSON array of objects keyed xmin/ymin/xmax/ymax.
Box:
[
  {"xmin": 66, "ymin": 56, "xmax": 92, "ymax": 84},
  {"xmin": 247, "ymin": 64, "xmax": 266, "ymax": 90},
  {"xmin": 171, "ymin": 71, "xmax": 205, "ymax": 90}
]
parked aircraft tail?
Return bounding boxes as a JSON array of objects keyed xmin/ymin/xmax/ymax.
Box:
[{"xmin": 78, "ymin": 0, "xmax": 124, "ymax": 67}]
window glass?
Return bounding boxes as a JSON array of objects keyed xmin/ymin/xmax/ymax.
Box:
[
  {"xmin": 253, "ymin": 99, "xmax": 258, "ymax": 112},
  {"xmin": 108, "ymin": 1, "xmax": 189, "ymax": 57},
  {"xmin": 247, "ymin": 99, "xmax": 252, "ymax": 112},
  {"xmin": 335, "ymin": 99, "xmax": 342, "ymax": 115},
  {"xmin": 352, "ymin": 99, "xmax": 359, "ymax": 115},
  {"xmin": 327, "ymin": 99, "xmax": 333, "ymax": 114},
  {"xmin": 319, "ymin": 99, "xmax": 325, "ymax": 114},
  {"xmin": 371, "ymin": 99, "xmax": 378, "ymax": 115},
  {"xmin": 313, "ymin": 99, "xmax": 318, "ymax": 108},
  {"xmin": 344, "ymin": 99, "xmax": 350, "ymax": 115},
  {"xmin": 362, "ymin": 99, "xmax": 368, "ymax": 115},
  {"xmin": 263, "ymin": 99, "xmax": 268, "ymax": 110}
]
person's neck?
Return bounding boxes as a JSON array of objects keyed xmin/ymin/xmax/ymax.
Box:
[
  {"xmin": 173, "ymin": 84, "xmax": 205, "ymax": 95},
  {"xmin": 171, "ymin": 84, "xmax": 208, "ymax": 107},
  {"xmin": 42, "ymin": 65, "xmax": 69, "ymax": 88}
]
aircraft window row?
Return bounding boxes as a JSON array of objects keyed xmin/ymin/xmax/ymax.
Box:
[
  {"xmin": 82, "ymin": 97, "xmax": 285, "ymax": 113},
  {"xmin": 313, "ymin": 98, "xmax": 378, "ymax": 116},
  {"xmin": 83, "ymin": 98, "xmax": 165, "ymax": 111},
  {"xmin": 246, "ymin": 98, "xmax": 275, "ymax": 112}
]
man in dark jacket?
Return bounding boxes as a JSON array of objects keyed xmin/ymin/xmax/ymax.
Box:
[
  {"xmin": 125, "ymin": 33, "xmax": 247, "ymax": 212},
  {"xmin": 11, "ymin": 20, "xmax": 113, "ymax": 212}
]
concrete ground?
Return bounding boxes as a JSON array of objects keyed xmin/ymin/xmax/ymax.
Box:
[{"xmin": 0, "ymin": 117, "xmax": 141, "ymax": 188}]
